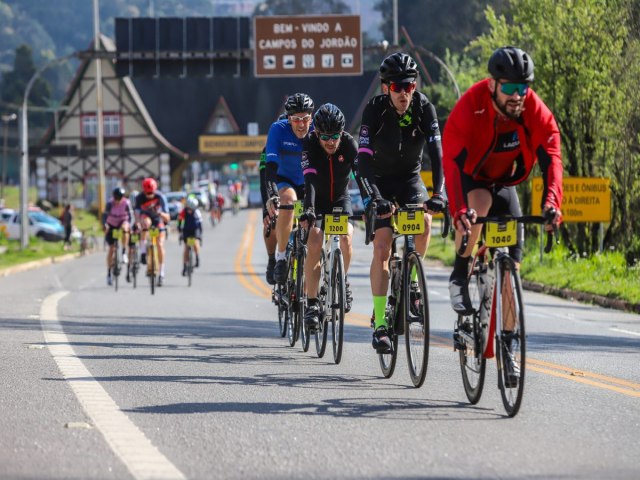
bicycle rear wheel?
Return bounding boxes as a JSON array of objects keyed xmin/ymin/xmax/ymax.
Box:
[
  {"xmin": 458, "ymin": 267, "xmax": 486, "ymax": 404},
  {"xmin": 331, "ymin": 249, "xmax": 345, "ymax": 364},
  {"xmin": 315, "ymin": 251, "xmax": 328, "ymax": 357},
  {"xmin": 404, "ymin": 252, "xmax": 429, "ymax": 388},
  {"xmin": 277, "ymin": 285, "xmax": 288, "ymax": 337},
  {"xmin": 495, "ymin": 258, "xmax": 526, "ymax": 417}
]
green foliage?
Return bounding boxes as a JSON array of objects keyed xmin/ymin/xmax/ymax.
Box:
[
  {"xmin": 253, "ymin": 0, "xmax": 351, "ymax": 15},
  {"xmin": 520, "ymin": 241, "xmax": 640, "ymax": 304}
]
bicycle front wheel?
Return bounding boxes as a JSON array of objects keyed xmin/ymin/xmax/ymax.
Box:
[
  {"xmin": 495, "ymin": 259, "xmax": 526, "ymax": 417},
  {"xmin": 286, "ymin": 257, "xmax": 298, "ymax": 347},
  {"xmin": 187, "ymin": 247, "xmax": 193, "ymax": 287},
  {"xmin": 277, "ymin": 285, "xmax": 288, "ymax": 337},
  {"xmin": 403, "ymin": 252, "xmax": 430, "ymax": 387},
  {"xmin": 131, "ymin": 245, "xmax": 138, "ymax": 289},
  {"xmin": 113, "ymin": 243, "xmax": 120, "ymax": 292},
  {"xmin": 148, "ymin": 245, "xmax": 155, "ymax": 295},
  {"xmin": 315, "ymin": 250, "xmax": 328, "ymax": 358},
  {"xmin": 331, "ymin": 249, "xmax": 346, "ymax": 364},
  {"xmin": 297, "ymin": 249, "xmax": 311, "ymax": 353},
  {"xmin": 458, "ymin": 268, "xmax": 486, "ymax": 404}
]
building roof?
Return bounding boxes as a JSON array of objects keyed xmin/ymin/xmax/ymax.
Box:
[{"xmin": 131, "ymin": 71, "xmax": 379, "ymax": 156}]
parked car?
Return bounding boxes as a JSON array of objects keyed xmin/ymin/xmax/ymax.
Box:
[
  {"xmin": 165, "ymin": 191, "xmax": 186, "ymax": 220},
  {"xmin": 2, "ymin": 208, "xmax": 66, "ymax": 241}
]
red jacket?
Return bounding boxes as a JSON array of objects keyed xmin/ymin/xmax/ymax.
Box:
[{"xmin": 443, "ymin": 79, "xmax": 563, "ymax": 218}]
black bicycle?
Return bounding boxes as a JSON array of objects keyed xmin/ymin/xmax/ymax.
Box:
[
  {"xmin": 366, "ymin": 204, "xmax": 432, "ymax": 387},
  {"xmin": 453, "ymin": 212, "xmax": 557, "ymax": 416},
  {"xmin": 275, "ymin": 203, "xmax": 309, "ymax": 349}
]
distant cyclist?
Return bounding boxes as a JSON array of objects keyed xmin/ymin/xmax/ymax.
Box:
[
  {"xmin": 443, "ymin": 46, "xmax": 563, "ymax": 314},
  {"xmin": 134, "ymin": 178, "xmax": 170, "ymax": 286},
  {"xmin": 102, "ymin": 187, "xmax": 134, "ymax": 286},
  {"xmin": 265, "ymin": 93, "xmax": 315, "ymax": 284},
  {"xmin": 177, "ymin": 197, "xmax": 203, "ymax": 276},
  {"xmin": 299, "ymin": 103, "xmax": 358, "ymax": 331},
  {"xmin": 355, "ymin": 52, "xmax": 446, "ymax": 353}
]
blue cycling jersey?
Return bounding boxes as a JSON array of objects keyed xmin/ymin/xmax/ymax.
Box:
[{"xmin": 265, "ymin": 119, "xmax": 306, "ymax": 187}]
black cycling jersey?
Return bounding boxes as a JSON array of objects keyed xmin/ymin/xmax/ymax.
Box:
[
  {"xmin": 356, "ymin": 92, "xmax": 444, "ymax": 200},
  {"xmin": 301, "ymin": 131, "xmax": 358, "ymax": 212}
]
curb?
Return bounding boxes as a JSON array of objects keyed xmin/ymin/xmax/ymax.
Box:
[
  {"xmin": 521, "ymin": 280, "xmax": 640, "ymax": 315},
  {"xmin": 0, "ymin": 250, "xmax": 95, "ymax": 278}
]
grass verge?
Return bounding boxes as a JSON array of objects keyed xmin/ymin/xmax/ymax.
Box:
[{"xmin": 426, "ymin": 233, "xmax": 640, "ymax": 305}]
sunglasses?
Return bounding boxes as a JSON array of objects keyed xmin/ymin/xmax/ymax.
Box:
[
  {"xmin": 290, "ymin": 114, "xmax": 312, "ymax": 123},
  {"xmin": 388, "ymin": 82, "xmax": 416, "ymax": 94},
  {"xmin": 318, "ymin": 132, "xmax": 341, "ymax": 141},
  {"xmin": 499, "ymin": 82, "xmax": 529, "ymax": 96}
]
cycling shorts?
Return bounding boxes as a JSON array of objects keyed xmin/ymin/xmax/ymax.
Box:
[
  {"xmin": 461, "ymin": 172, "xmax": 523, "ymax": 261},
  {"xmin": 182, "ymin": 229, "xmax": 201, "ymax": 240},
  {"xmin": 313, "ymin": 195, "xmax": 353, "ymax": 231},
  {"xmin": 276, "ymin": 174, "xmax": 304, "ymax": 199},
  {"xmin": 374, "ymin": 174, "xmax": 427, "ymax": 231},
  {"xmin": 105, "ymin": 222, "xmax": 129, "ymax": 246}
]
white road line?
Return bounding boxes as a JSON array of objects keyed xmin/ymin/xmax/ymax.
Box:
[
  {"xmin": 610, "ymin": 327, "xmax": 640, "ymax": 337},
  {"xmin": 40, "ymin": 291, "xmax": 186, "ymax": 480}
]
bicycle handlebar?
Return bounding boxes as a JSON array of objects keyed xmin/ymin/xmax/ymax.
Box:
[{"xmin": 457, "ymin": 212, "xmax": 559, "ymax": 256}]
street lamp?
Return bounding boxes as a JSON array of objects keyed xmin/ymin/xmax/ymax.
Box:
[
  {"xmin": 19, "ymin": 53, "xmax": 77, "ymax": 249},
  {"xmin": 1, "ymin": 113, "xmax": 17, "ymax": 201}
]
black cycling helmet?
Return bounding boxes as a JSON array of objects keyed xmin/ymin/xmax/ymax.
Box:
[
  {"xmin": 488, "ymin": 46, "xmax": 534, "ymax": 83},
  {"xmin": 284, "ymin": 93, "xmax": 314, "ymax": 115},
  {"xmin": 113, "ymin": 187, "xmax": 125, "ymax": 200},
  {"xmin": 379, "ymin": 52, "xmax": 418, "ymax": 82},
  {"xmin": 313, "ymin": 103, "xmax": 345, "ymax": 134}
]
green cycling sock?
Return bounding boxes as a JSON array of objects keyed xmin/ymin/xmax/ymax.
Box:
[{"xmin": 373, "ymin": 295, "xmax": 388, "ymax": 329}]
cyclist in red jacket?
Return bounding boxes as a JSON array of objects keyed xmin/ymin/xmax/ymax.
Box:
[{"xmin": 443, "ymin": 46, "xmax": 563, "ymax": 314}]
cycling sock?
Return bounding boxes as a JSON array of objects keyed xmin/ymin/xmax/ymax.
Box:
[
  {"xmin": 160, "ymin": 263, "xmax": 165, "ymax": 276},
  {"xmin": 268, "ymin": 253, "xmax": 275, "ymax": 262},
  {"xmin": 373, "ymin": 295, "xmax": 387, "ymax": 329},
  {"xmin": 275, "ymin": 250, "xmax": 287, "ymax": 262},
  {"xmin": 451, "ymin": 254, "xmax": 471, "ymax": 280}
]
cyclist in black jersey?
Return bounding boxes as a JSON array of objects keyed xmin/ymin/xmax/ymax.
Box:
[
  {"xmin": 356, "ymin": 52, "xmax": 447, "ymax": 353},
  {"xmin": 299, "ymin": 103, "xmax": 358, "ymax": 331}
]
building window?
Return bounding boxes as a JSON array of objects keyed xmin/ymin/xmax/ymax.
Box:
[{"xmin": 81, "ymin": 113, "xmax": 122, "ymax": 138}]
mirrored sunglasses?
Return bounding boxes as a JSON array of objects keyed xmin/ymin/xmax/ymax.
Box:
[
  {"xmin": 389, "ymin": 82, "xmax": 416, "ymax": 94},
  {"xmin": 318, "ymin": 132, "xmax": 341, "ymax": 141},
  {"xmin": 499, "ymin": 82, "xmax": 529, "ymax": 96},
  {"xmin": 290, "ymin": 114, "xmax": 312, "ymax": 123}
]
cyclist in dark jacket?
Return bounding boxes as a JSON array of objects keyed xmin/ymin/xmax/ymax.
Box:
[{"xmin": 355, "ymin": 52, "xmax": 446, "ymax": 353}]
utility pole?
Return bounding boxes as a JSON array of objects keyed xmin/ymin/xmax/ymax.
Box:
[
  {"xmin": 94, "ymin": 0, "xmax": 106, "ymax": 218},
  {"xmin": 1, "ymin": 113, "xmax": 17, "ymax": 200}
]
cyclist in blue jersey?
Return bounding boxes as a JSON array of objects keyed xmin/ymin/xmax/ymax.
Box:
[{"xmin": 265, "ymin": 93, "xmax": 315, "ymax": 284}]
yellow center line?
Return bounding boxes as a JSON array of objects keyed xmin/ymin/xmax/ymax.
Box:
[{"xmin": 235, "ymin": 214, "xmax": 640, "ymax": 398}]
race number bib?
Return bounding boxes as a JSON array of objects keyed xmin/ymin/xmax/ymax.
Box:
[
  {"xmin": 186, "ymin": 237, "xmax": 196, "ymax": 246},
  {"xmin": 293, "ymin": 200, "xmax": 303, "ymax": 219},
  {"xmin": 112, "ymin": 228, "xmax": 122, "ymax": 240},
  {"xmin": 324, "ymin": 214, "xmax": 349, "ymax": 235},
  {"xmin": 396, "ymin": 210, "xmax": 424, "ymax": 235},
  {"xmin": 485, "ymin": 220, "xmax": 517, "ymax": 247}
]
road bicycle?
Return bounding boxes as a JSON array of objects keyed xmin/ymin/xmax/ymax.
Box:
[
  {"xmin": 146, "ymin": 226, "xmax": 160, "ymax": 295},
  {"xmin": 453, "ymin": 212, "xmax": 557, "ymax": 416},
  {"xmin": 313, "ymin": 209, "xmax": 359, "ymax": 364},
  {"xmin": 185, "ymin": 236, "xmax": 196, "ymax": 287},
  {"xmin": 367, "ymin": 204, "xmax": 432, "ymax": 387},
  {"xmin": 110, "ymin": 227, "xmax": 124, "ymax": 292},
  {"xmin": 274, "ymin": 202, "xmax": 308, "ymax": 349},
  {"xmin": 128, "ymin": 229, "xmax": 140, "ymax": 288}
]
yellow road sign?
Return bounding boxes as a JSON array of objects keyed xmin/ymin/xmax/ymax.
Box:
[{"xmin": 531, "ymin": 177, "xmax": 611, "ymax": 222}]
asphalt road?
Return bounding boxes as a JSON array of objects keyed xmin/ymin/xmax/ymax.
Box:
[{"xmin": 1, "ymin": 208, "xmax": 639, "ymax": 479}]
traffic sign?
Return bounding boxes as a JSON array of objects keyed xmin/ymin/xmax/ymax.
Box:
[
  {"xmin": 531, "ymin": 177, "xmax": 611, "ymax": 222},
  {"xmin": 254, "ymin": 15, "xmax": 362, "ymax": 77}
]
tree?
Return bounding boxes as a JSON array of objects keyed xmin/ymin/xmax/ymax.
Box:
[
  {"xmin": 253, "ymin": 0, "xmax": 351, "ymax": 16},
  {"xmin": 468, "ymin": 0, "xmax": 640, "ymax": 261},
  {"xmin": 0, "ymin": 44, "xmax": 52, "ymax": 129}
]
